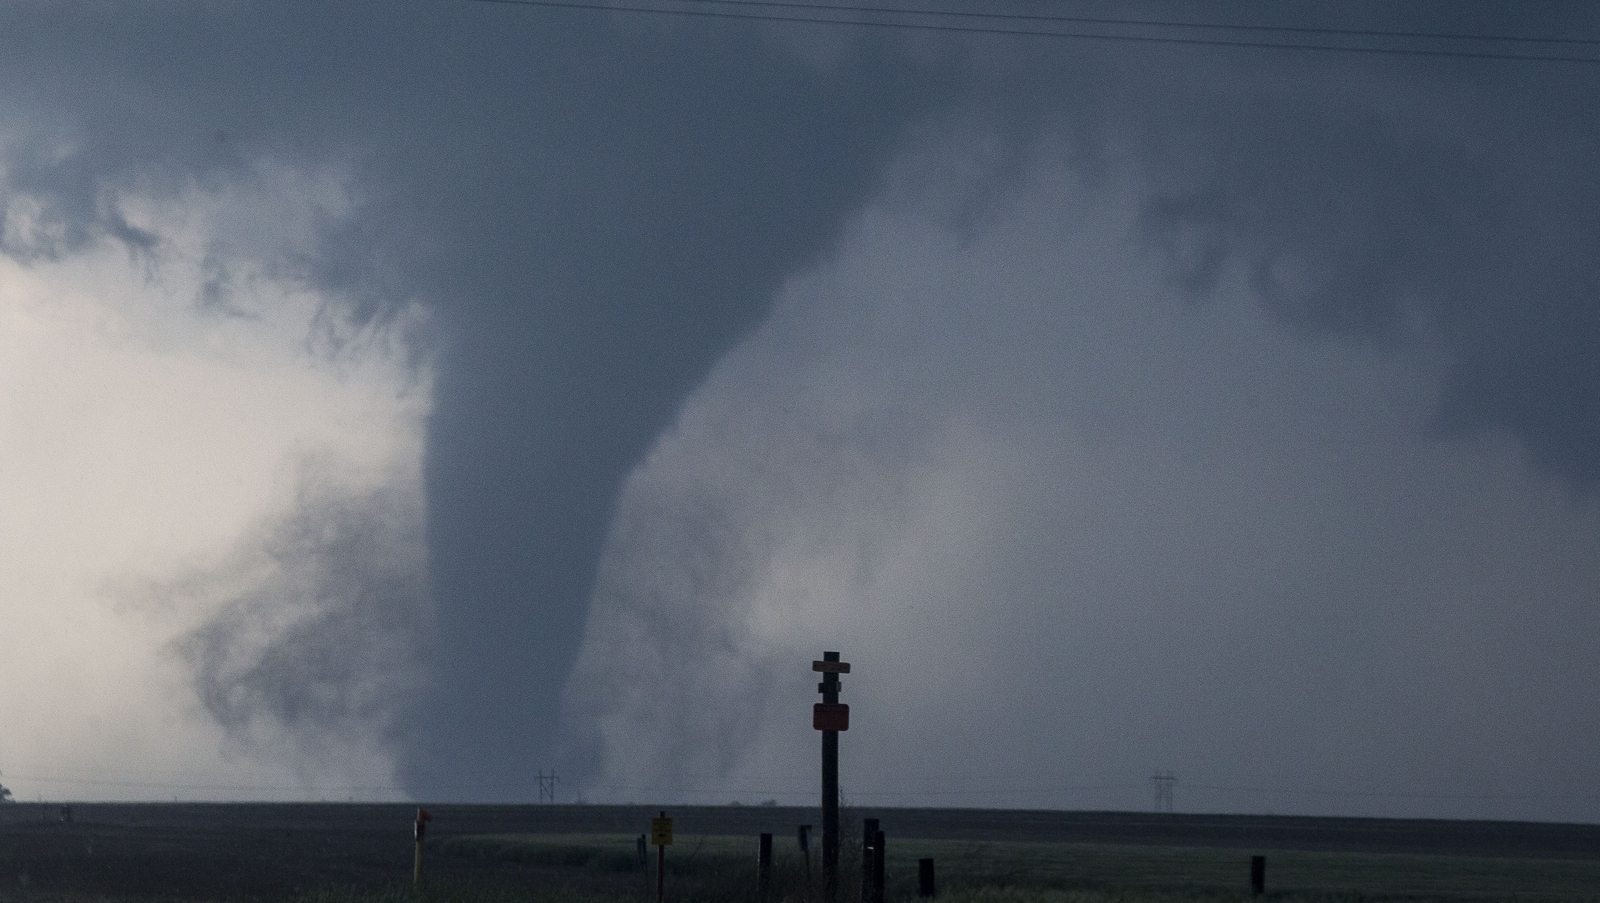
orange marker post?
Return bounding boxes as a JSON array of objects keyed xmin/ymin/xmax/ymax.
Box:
[
  {"xmin": 414, "ymin": 808, "xmax": 433, "ymax": 885},
  {"xmin": 651, "ymin": 811, "xmax": 673, "ymax": 903}
]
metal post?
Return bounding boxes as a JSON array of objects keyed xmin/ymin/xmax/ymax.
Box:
[
  {"xmin": 759, "ymin": 832, "xmax": 774, "ymax": 902},
  {"xmin": 817, "ymin": 651, "xmax": 849, "ymax": 903},
  {"xmin": 823, "ymin": 724, "xmax": 838, "ymax": 901}
]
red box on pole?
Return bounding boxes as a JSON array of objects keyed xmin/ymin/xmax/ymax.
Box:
[{"xmin": 813, "ymin": 702, "xmax": 849, "ymax": 731}]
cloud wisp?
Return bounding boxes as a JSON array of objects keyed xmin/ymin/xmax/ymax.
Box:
[{"xmin": 0, "ymin": 158, "xmax": 429, "ymax": 800}]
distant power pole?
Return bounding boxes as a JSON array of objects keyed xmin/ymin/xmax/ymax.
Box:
[
  {"xmin": 1151, "ymin": 771, "xmax": 1176, "ymax": 813},
  {"xmin": 537, "ymin": 771, "xmax": 559, "ymax": 803}
]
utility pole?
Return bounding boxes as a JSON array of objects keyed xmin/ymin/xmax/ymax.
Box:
[{"xmin": 814, "ymin": 651, "xmax": 851, "ymax": 903}]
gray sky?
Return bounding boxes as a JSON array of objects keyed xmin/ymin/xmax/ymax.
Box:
[{"xmin": 1, "ymin": 1, "xmax": 1598, "ymax": 820}]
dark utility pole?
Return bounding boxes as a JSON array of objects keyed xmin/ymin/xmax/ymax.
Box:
[{"xmin": 814, "ymin": 651, "xmax": 851, "ymax": 903}]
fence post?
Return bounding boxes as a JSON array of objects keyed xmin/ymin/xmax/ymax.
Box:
[
  {"xmin": 1251, "ymin": 855, "xmax": 1266, "ymax": 896},
  {"xmin": 638, "ymin": 834, "xmax": 649, "ymax": 897},
  {"xmin": 799, "ymin": 824, "xmax": 813, "ymax": 889},
  {"xmin": 861, "ymin": 818, "xmax": 879, "ymax": 903},
  {"xmin": 918, "ymin": 858, "xmax": 936, "ymax": 898},
  {"xmin": 871, "ymin": 830, "xmax": 886, "ymax": 903},
  {"xmin": 413, "ymin": 808, "xmax": 432, "ymax": 886},
  {"xmin": 759, "ymin": 832, "xmax": 774, "ymax": 902}
]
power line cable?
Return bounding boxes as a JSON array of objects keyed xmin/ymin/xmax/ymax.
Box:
[
  {"xmin": 1183, "ymin": 782, "xmax": 1600, "ymax": 803},
  {"xmin": 672, "ymin": 0, "xmax": 1600, "ymax": 49},
  {"xmin": 459, "ymin": 0, "xmax": 1600, "ymax": 64},
  {"xmin": 14, "ymin": 769, "xmax": 1600, "ymax": 804},
  {"xmin": 2, "ymin": 773, "xmax": 408, "ymax": 793}
]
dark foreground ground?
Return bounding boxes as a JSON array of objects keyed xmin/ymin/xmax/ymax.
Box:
[{"xmin": 1, "ymin": 803, "xmax": 1598, "ymax": 902}]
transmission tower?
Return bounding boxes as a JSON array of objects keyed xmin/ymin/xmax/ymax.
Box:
[
  {"xmin": 536, "ymin": 771, "xmax": 558, "ymax": 803},
  {"xmin": 1150, "ymin": 771, "xmax": 1176, "ymax": 813}
]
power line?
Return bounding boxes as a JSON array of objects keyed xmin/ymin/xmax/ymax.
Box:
[
  {"xmin": 13, "ymin": 770, "xmax": 1600, "ymax": 805},
  {"xmin": 459, "ymin": 0, "xmax": 1600, "ymax": 65},
  {"xmin": 1, "ymin": 773, "xmax": 407, "ymax": 793},
  {"xmin": 1, "ymin": 775, "xmax": 405, "ymax": 793},
  {"xmin": 1182, "ymin": 782, "xmax": 1600, "ymax": 803},
  {"xmin": 672, "ymin": 0, "xmax": 1600, "ymax": 49}
]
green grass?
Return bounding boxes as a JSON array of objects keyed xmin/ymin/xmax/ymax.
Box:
[
  {"xmin": 895, "ymin": 839, "xmax": 1600, "ymax": 899},
  {"xmin": 435, "ymin": 833, "xmax": 648, "ymax": 873},
  {"xmin": 369, "ymin": 834, "xmax": 1600, "ymax": 903}
]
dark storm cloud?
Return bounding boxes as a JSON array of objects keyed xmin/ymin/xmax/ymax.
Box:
[
  {"xmin": 1133, "ymin": 114, "xmax": 1600, "ymax": 484},
  {"xmin": 8, "ymin": 0, "xmax": 1600, "ymax": 802},
  {"xmin": 0, "ymin": 0, "xmax": 953, "ymax": 795},
  {"xmin": 1106, "ymin": 21, "xmax": 1600, "ymax": 483}
]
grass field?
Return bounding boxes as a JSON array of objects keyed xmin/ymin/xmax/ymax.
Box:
[
  {"xmin": 2, "ymin": 806, "xmax": 1598, "ymax": 903},
  {"xmin": 420, "ymin": 832, "xmax": 1600, "ymax": 903}
]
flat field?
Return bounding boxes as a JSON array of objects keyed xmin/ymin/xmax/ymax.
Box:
[{"xmin": 0, "ymin": 804, "xmax": 1597, "ymax": 903}]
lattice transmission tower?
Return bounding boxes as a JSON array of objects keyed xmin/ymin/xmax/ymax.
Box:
[
  {"xmin": 1150, "ymin": 771, "xmax": 1176, "ymax": 813},
  {"xmin": 536, "ymin": 771, "xmax": 558, "ymax": 803}
]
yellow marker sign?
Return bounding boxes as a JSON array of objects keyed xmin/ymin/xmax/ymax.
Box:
[{"xmin": 651, "ymin": 816, "xmax": 673, "ymax": 846}]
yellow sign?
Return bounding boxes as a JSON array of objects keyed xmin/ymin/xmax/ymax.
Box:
[{"xmin": 651, "ymin": 817, "xmax": 673, "ymax": 846}]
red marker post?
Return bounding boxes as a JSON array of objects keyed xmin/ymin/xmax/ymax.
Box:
[{"xmin": 413, "ymin": 808, "xmax": 433, "ymax": 885}]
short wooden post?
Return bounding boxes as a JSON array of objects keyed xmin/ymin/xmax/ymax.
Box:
[
  {"xmin": 918, "ymin": 858, "xmax": 935, "ymax": 898},
  {"xmin": 1250, "ymin": 855, "xmax": 1266, "ymax": 896},
  {"xmin": 799, "ymin": 824, "xmax": 813, "ymax": 888},
  {"xmin": 413, "ymin": 808, "xmax": 432, "ymax": 886},
  {"xmin": 638, "ymin": 833, "xmax": 649, "ymax": 897},
  {"xmin": 861, "ymin": 818, "xmax": 879, "ymax": 903},
  {"xmin": 870, "ymin": 830, "xmax": 886, "ymax": 903},
  {"xmin": 758, "ymin": 832, "xmax": 774, "ymax": 902}
]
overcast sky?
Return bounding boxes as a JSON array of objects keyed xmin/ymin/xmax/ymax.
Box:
[{"xmin": 2, "ymin": 0, "xmax": 1599, "ymax": 821}]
